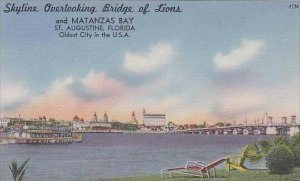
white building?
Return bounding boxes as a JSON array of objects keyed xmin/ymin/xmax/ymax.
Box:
[
  {"xmin": 143, "ymin": 109, "xmax": 166, "ymax": 127},
  {"xmin": 0, "ymin": 117, "xmax": 10, "ymax": 127},
  {"xmin": 72, "ymin": 121, "xmax": 89, "ymax": 131}
]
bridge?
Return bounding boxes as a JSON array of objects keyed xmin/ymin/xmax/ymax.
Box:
[
  {"xmin": 172, "ymin": 123, "xmax": 300, "ymax": 136},
  {"xmin": 172, "ymin": 115, "xmax": 300, "ymax": 136}
]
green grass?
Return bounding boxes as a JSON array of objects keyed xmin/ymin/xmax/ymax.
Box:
[{"xmin": 84, "ymin": 168, "xmax": 300, "ymax": 181}]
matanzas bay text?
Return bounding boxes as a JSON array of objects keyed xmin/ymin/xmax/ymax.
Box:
[{"xmin": 55, "ymin": 17, "xmax": 135, "ymax": 38}]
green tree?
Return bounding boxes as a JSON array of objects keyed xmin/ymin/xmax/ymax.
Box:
[
  {"xmin": 247, "ymin": 134, "xmax": 300, "ymax": 168},
  {"xmin": 291, "ymin": 132, "xmax": 300, "ymax": 147},
  {"xmin": 198, "ymin": 121, "xmax": 206, "ymax": 128},
  {"xmin": 215, "ymin": 122, "xmax": 224, "ymax": 127},
  {"xmin": 111, "ymin": 122, "xmax": 138, "ymax": 131},
  {"xmin": 266, "ymin": 145, "xmax": 294, "ymax": 174},
  {"xmin": 9, "ymin": 157, "xmax": 30, "ymax": 181},
  {"xmin": 292, "ymin": 144, "xmax": 300, "ymax": 167}
]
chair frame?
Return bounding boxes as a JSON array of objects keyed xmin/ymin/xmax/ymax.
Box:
[
  {"xmin": 161, "ymin": 158, "xmax": 227, "ymax": 179},
  {"xmin": 226, "ymin": 144, "xmax": 250, "ymax": 172}
]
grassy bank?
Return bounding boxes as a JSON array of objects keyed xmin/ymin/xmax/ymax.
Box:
[{"xmin": 85, "ymin": 168, "xmax": 300, "ymax": 181}]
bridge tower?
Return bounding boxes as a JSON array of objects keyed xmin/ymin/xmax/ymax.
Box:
[
  {"xmin": 290, "ymin": 115, "xmax": 299, "ymax": 136},
  {"xmin": 281, "ymin": 117, "xmax": 287, "ymax": 125},
  {"xmin": 291, "ymin": 115, "xmax": 296, "ymax": 124},
  {"xmin": 244, "ymin": 119, "xmax": 248, "ymax": 126},
  {"xmin": 263, "ymin": 112, "xmax": 268, "ymax": 125},
  {"xmin": 267, "ymin": 116, "xmax": 273, "ymax": 125}
]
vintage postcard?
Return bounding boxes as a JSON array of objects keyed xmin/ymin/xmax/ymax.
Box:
[{"xmin": 0, "ymin": 1, "xmax": 299, "ymax": 181}]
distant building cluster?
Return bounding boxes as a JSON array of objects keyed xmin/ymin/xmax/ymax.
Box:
[
  {"xmin": 72, "ymin": 112, "xmax": 112, "ymax": 131},
  {"xmin": 1, "ymin": 111, "xmax": 299, "ymax": 136},
  {"xmin": 0, "ymin": 117, "xmax": 10, "ymax": 127}
]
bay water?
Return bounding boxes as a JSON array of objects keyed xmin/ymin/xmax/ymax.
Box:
[{"xmin": 0, "ymin": 133, "xmax": 270, "ymax": 181}]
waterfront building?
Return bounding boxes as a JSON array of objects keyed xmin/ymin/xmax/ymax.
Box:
[
  {"xmin": 71, "ymin": 115, "xmax": 87, "ymax": 131},
  {"xmin": 72, "ymin": 120, "xmax": 88, "ymax": 131},
  {"xmin": 129, "ymin": 111, "xmax": 138, "ymax": 125},
  {"xmin": 0, "ymin": 117, "xmax": 10, "ymax": 127},
  {"xmin": 89, "ymin": 112, "xmax": 112, "ymax": 130},
  {"xmin": 142, "ymin": 109, "xmax": 166, "ymax": 127},
  {"xmin": 165, "ymin": 122, "xmax": 176, "ymax": 131}
]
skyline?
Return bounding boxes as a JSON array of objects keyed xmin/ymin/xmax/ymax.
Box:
[{"xmin": 1, "ymin": 1, "xmax": 299, "ymax": 124}]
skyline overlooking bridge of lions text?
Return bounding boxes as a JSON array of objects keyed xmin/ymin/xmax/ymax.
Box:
[{"xmin": 1, "ymin": 2, "xmax": 299, "ymax": 125}]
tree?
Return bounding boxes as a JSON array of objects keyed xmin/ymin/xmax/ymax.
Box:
[
  {"xmin": 247, "ymin": 134, "xmax": 300, "ymax": 168},
  {"xmin": 266, "ymin": 145, "xmax": 294, "ymax": 174},
  {"xmin": 9, "ymin": 157, "xmax": 30, "ymax": 181},
  {"xmin": 293, "ymin": 144, "xmax": 300, "ymax": 167},
  {"xmin": 215, "ymin": 122, "xmax": 225, "ymax": 127},
  {"xmin": 291, "ymin": 132, "xmax": 300, "ymax": 147}
]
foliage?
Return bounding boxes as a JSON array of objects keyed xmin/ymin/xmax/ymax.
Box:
[
  {"xmin": 266, "ymin": 145, "xmax": 294, "ymax": 174},
  {"xmin": 9, "ymin": 157, "xmax": 30, "ymax": 181},
  {"xmin": 215, "ymin": 122, "xmax": 225, "ymax": 127},
  {"xmin": 274, "ymin": 137, "xmax": 291, "ymax": 147},
  {"xmin": 226, "ymin": 123, "xmax": 232, "ymax": 126},
  {"xmin": 198, "ymin": 124, "xmax": 205, "ymax": 128},
  {"xmin": 292, "ymin": 144, "xmax": 300, "ymax": 167},
  {"xmin": 110, "ymin": 122, "xmax": 138, "ymax": 131},
  {"xmin": 48, "ymin": 118, "xmax": 58, "ymax": 122},
  {"xmin": 291, "ymin": 132, "xmax": 300, "ymax": 147},
  {"xmin": 7, "ymin": 121, "xmax": 13, "ymax": 127},
  {"xmin": 198, "ymin": 121, "xmax": 207, "ymax": 128},
  {"xmin": 257, "ymin": 139, "xmax": 274, "ymax": 154},
  {"xmin": 246, "ymin": 135, "xmax": 300, "ymax": 167}
]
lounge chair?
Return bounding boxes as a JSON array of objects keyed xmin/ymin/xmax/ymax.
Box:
[
  {"xmin": 161, "ymin": 157, "xmax": 228, "ymax": 179},
  {"xmin": 226, "ymin": 144, "xmax": 250, "ymax": 172}
]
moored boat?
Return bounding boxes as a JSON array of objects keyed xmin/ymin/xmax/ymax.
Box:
[{"xmin": 1, "ymin": 119, "xmax": 82, "ymax": 144}]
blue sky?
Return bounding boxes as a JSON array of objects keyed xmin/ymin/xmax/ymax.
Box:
[{"xmin": 1, "ymin": 1, "xmax": 299, "ymax": 124}]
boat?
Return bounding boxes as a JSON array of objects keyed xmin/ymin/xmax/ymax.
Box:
[{"xmin": 1, "ymin": 120, "xmax": 82, "ymax": 144}]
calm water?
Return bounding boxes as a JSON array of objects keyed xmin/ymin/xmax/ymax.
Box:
[{"xmin": 0, "ymin": 133, "xmax": 270, "ymax": 181}]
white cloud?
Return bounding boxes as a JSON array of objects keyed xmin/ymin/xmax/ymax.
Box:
[
  {"xmin": 123, "ymin": 42, "xmax": 175, "ymax": 73},
  {"xmin": 46, "ymin": 76, "xmax": 74, "ymax": 96},
  {"xmin": 213, "ymin": 40, "xmax": 264, "ymax": 70},
  {"xmin": 81, "ymin": 71, "xmax": 124, "ymax": 95},
  {"xmin": 1, "ymin": 80, "xmax": 29, "ymax": 107}
]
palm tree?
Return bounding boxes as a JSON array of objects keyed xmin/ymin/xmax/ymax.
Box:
[{"xmin": 9, "ymin": 157, "xmax": 30, "ymax": 181}]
